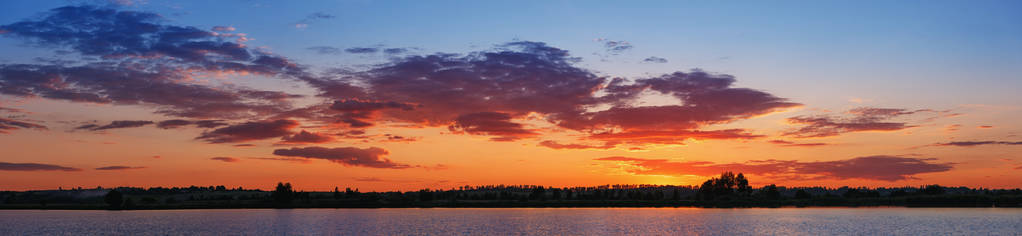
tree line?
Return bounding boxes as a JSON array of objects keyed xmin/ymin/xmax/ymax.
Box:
[{"xmin": 3, "ymin": 172, "xmax": 1021, "ymax": 209}]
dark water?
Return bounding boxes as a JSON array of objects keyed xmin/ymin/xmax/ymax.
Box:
[{"xmin": 1, "ymin": 208, "xmax": 1020, "ymax": 235}]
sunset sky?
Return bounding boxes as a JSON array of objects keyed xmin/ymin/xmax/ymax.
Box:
[{"xmin": 1, "ymin": 0, "xmax": 1020, "ymax": 191}]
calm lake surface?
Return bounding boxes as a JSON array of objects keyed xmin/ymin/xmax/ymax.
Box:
[{"xmin": 1, "ymin": 208, "xmax": 1020, "ymax": 235}]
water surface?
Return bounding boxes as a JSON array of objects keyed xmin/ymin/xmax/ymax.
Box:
[{"xmin": 1, "ymin": 208, "xmax": 1020, "ymax": 235}]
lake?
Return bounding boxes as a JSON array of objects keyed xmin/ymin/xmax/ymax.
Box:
[{"xmin": 1, "ymin": 208, "xmax": 1020, "ymax": 235}]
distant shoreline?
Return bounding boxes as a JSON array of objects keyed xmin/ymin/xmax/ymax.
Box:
[{"xmin": 2, "ymin": 200, "xmax": 1017, "ymax": 210}]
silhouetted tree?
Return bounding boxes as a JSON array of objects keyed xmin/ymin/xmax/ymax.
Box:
[
  {"xmin": 794, "ymin": 189, "xmax": 811, "ymax": 199},
  {"xmin": 761, "ymin": 184, "xmax": 781, "ymax": 199},
  {"xmin": 104, "ymin": 190, "xmax": 123, "ymax": 209},
  {"xmin": 697, "ymin": 172, "xmax": 752, "ymax": 200},
  {"xmin": 333, "ymin": 187, "xmax": 341, "ymax": 200},
  {"xmin": 529, "ymin": 186, "xmax": 546, "ymax": 200},
  {"xmin": 272, "ymin": 182, "xmax": 294, "ymax": 205},
  {"xmin": 923, "ymin": 185, "xmax": 945, "ymax": 195},
  {"xmin": 418, "ymin": 189, "xmax": 434, "ymax": 201}
]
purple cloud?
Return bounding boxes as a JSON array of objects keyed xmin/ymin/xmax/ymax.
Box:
[
  {"xmin": 272, "ymin": 146, "xmax": 411, "ymax": 169},
  {"xmin": 784, "ymin": 107, "xmax": 941, "ymax": 138},
  {"xmin": 95, "ymin": 166, "xmax": 145, "ymax": 170},
  {"xmin": 196, "ymin": 119, "xmax": 298, "ymax": 143},
  {"xmin": 0, "ymin": 162, "xmax": 80, "ymax": 171},
  {"xmin": 210, "ymin": 157, "xmax": 240, "ymax": 163},
  {"xmin": 75, "ymin": 120, "xmax": 153, "ymax": 131},
  {"xmin": 449, "ymin": 112, "xmax": 538, "ymax": 141},
  {"xmin": 0, "ymin": 117, "xmax": 46, "ymax": 134}
]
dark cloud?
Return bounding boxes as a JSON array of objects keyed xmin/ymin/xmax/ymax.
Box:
[
  {"xmin": 449, "ymin": 112, "xmax": 537, "ymax": 141},
  {"xmin": 558, "ymin": 71, "xmax": 799, "ymax": 143},
  {"xmin": 345, "ymin": 47, "xmax": 380, "ymax": 54},
  {"xmin": 272, "ymin": 146, "xmax": 411, "ymax": 169},
  {"xmin": 95, "ymin": 166, "xmax": 145, "ymax": 170},
  {"xmin": 75, "ymin": 120, "xmax": 153, "ymax": 131},
  {"xmin": 328, "ymin": 99, "xmax": 416, "ymax": 128},
  {"xmin": 383, "ymin": 48, "xmax": 408, "ymax": 54},
  {"xmin": 314, "ymin": 42, "xmax": 798, "ymax": 145},
  {"xmin": 539, "ymin": 140, "xmax": 618, "ymax": 150},
  {"xmin": 930, "ymin": 141, "xmax": 1022, "ymax": 147},
  {"xmin": 196, "ymin": 119, "xmax": 298, "ymax": 143},
  {"xmin": 642, "ymin": 56, "xmax": 668, "ymax": 63},
  {"xmin": 0, "ymin": 6, "xmax": 305, "ymax": 119},
  {"xmin": 597, "ymin": 39, "xmax": 633, "ymax": 55},
  {"xmin": 784, "ymin": 107, "xmax": 937, "ymax": 138},
  {"xmin": 597, "ymin": 155, "xmax": 953, "ymax": 181},
  {"xmin": 349, "ymin": 41, "xmax": 598, "ymax": 125},
  {"xmin": 156, "ymin": 119, "xmax": 228, "ymax": 129},
  {"xmin": 210, "ymin": 157, "xmax": 240, "ymax": 162},
  {"xmin": 381, "ymin": 134, "xmax": 418, "ymax": 142},
  {"xmin": 768, "ymin": 140, "xmax": 829, "ymax": 147},
  {"xmin": 307, "ymin": 46, "xmax": 342, "ymax": 55},
  {"xmin": 0, "ymin": 117, "xmax": 47, "ymax": 134},
  {"xmin": 279, "ymin": 130, "xmax": 335, "ymax": 144},
  {"xmin": 0, "ymin": 162, "xmax": 80, "ymax": 171}
]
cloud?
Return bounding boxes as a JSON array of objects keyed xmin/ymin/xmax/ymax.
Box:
[
  {"xmin": 75, "ymin": 120, "xmax": 153, "ymax": 131},
  {"xmin": 196, "ymin": 119, "xmax": 298, "ymax": 143},
  {"xmin": 279, "ymin": 130, "xmax": 335, "ymax": 144},
  {"xmin": 784, "ymin": 107, "xmax": 939, "ymax": 138},
  {"xmin": 381, "ymin": 134, "xmax": 418, "ymax": 142},
  {"xmin": 383, "ymin": 48, "xmax": 408, "ymax": 54},
  {"xmin": 308, "ymin": 42, "xmax": 797, "ymax": 146},
  {"xmin": 558, "ymin": 71, "xmax": 799, "ymax": 143},
  {"xmin": 307, "ymin": 46, "xmax": 343, "ymax": 55},
  {"xmin": 294, "ymin": 12, "xmax": 334, "ymax": 28},
  {"xmin": 539, "ymin": 140, "xmax": 618, "ymax": 150},
  {"xmin": 272, "ymin": 146, "xmax": 411, "ymax": 168},
  {"xmin": 345, "ymin": 47, "xmax": 380, "ymax": 54},
  {"xmin": 930, "ymin": 141, "xmax": 1022, "ymax": 147},
  {"xmin": 642, "ymin": 56, "xmax": 668, "ymax": 63},
  {"xmin": 211, "ymin": 26, "xmax": 235, "ymax": 32},
  {"xmin": 449, "ymin": 112, "xmax": 538, "ymax": 141},
  {"xmin": 156, "ymin": 119, "xmax": 228, "ymax": 129},
  {"xmin": 328, "ymin": 99, "xmax": 416, "ymax": 128},
  {"xmin": 2, "ymin": 6, "xmax": 800, "ymax": 148},
  {"xmin": 0, "ymin": 117, "xmax": 47, "ymax": 134},
  {"xmin": 94, "ymin": 166, "xmax": 145, "ymax": 170},
  {"xmin": 210, "ymin": 157, "xmax": 240, "ymax": 163},
  {"xmin": 768, "ymin": 140, "xmax": 829, "ymax": 147},
  {"xmin": 978, "ymin": 125, "xmax": 994, "ymax": 129},
  {"xmin": 596, "ymin": 39, "xmax": 633, "ymax": 55},
  {"xmin": 596, "ymin": 155, "xmax": 954, "ymax": 181},
  {"xmin": 0, "ymin": 162, "xmax": 80, "ymax": 171},
  {"xmin": 0, "ymin": 6, "xmax": 305, "ymax": 119}
]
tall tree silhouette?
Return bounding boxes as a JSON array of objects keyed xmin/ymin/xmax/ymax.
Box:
[
  {"xmin": 697, "ymin": 172, "xmax": 752, "ymax": 200},
  {"xmin": 272, "ymin": 182, "xmax": 294, "ymax": 205}
]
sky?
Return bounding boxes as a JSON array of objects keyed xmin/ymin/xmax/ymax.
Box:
[{"xmin": 0, "ymin": 0, "xmax": 1020, "ymax": 191}]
